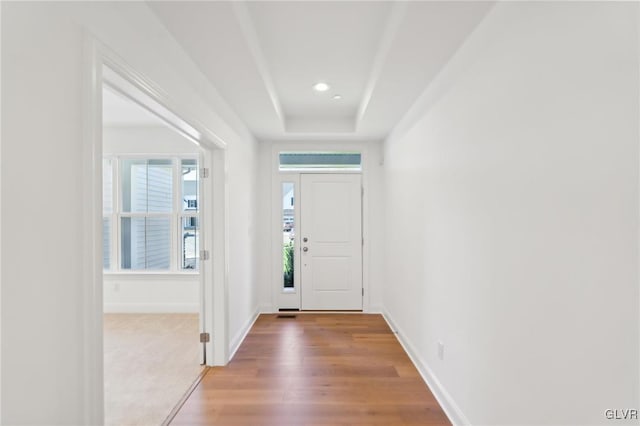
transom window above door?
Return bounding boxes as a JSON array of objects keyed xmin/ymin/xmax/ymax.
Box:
[{"xmin": 279, "ymin": 152, "xmax": 361, "ymax": 171}]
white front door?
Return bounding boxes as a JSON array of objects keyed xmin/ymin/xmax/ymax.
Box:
[{"xmin": 300, "ymin": 174, "xmax": 362, "ymax": 310}]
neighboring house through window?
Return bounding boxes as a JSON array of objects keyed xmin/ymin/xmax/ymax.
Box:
[{"xmin": 103, "ymin": 156, "xmax": 200, "ymax": 272}]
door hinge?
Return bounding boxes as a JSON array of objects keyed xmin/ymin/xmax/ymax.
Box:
[
  {"xmin": 200, "ymin": 332, "xmax": 210, "ymax": 343},
  {"xmin": 362, "ymin": 236, "xmax": 364, "ymax": 246},
  {"xmin": 200, "ymin": 168, "xmax": 210, "ymax": 179},
  {"xmin": 362, "ymin": 288, "xmax": 364, "ymax": 296},
  {"xmin": 200, "ymin": 250, "xmax": 210, "ymax": 261},
  {"xmin": 361, "ymin": 186, "xmax": 364, "ymax": 196}
]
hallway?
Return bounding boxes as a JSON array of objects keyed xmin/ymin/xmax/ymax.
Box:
[
  {"xmin": 171, "ymin": 314, "xmax": 450, "ymax": 425},
  {"xmin": 2, "ymin": 1, "xmax": 639, "ymax": 424}
]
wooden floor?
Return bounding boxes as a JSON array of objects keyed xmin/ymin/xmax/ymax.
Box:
[{"xmin": 171, "ymin": 314, "xmax": 450, "ymax": 425}]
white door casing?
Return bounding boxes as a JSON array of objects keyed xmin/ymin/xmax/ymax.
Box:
[
  {"xmin": 85, "ymin": 37, "xmax": 230, "ymax": 425},
  {"xmin": 197, "ymin": 151, "xmax": 206, "ymax": 365},
  {"xmin": 300, "ymin": 174, "xmax": 362, "ymax": 310}
]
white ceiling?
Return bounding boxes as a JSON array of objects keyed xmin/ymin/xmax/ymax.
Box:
[{"xmin": 147, "ymin": 1, "xmax": 494, "ymax": 141}]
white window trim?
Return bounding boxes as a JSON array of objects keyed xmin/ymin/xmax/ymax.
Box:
[{"xmin": 103, "ymin": 154, "xmax": 200, "ymax": 274}]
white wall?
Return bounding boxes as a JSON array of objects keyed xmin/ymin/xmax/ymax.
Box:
[
  {"xmin": 227, "ymin": 123, "xmax": 260, "ymax": 355},
  {"xmin": 256, "ymin": 141, "xmax": 273, "ymax": 311},
  {"xmin": 0, "ymin": 3, "xmax": 4, "ymax": 421},
  {"xmin": 103, "ymin": 126, "xmax": 201, "ymax": 313},
  {"xmin": 383, "ymin": 2, "xmax": 639, "ymax": 425},
  {"xmin": 103, "ymin": 125, "xmax": 200, "ymax": 155},
  {"xmin": 255, "ymin": 140, "xmax": 385, "ymax": 313},
  {"xmin": 1, "ymin": 2, "xmax": 259, "ymax": 424},
  {"xmin": 2, "ymin": 5, "xmax": 86, "ymax": 423},
  {"xmin": 103, "ymin": 276, "xmax": 199, "ymax": 314}
]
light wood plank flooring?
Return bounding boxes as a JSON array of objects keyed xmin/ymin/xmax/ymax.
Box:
[
  {"xmin": 104, "ymin": 313, "xmax": 204, "ymax": 426},
  {"xmin": 171, "ymin": 314, "xmax": 450, "ymax": 425}
]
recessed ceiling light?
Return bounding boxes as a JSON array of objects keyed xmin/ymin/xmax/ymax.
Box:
[
  {"xmin": 333, "ymin": 94, "xmax": 342, "ymax": 100},
  {"xmin": 313, "ymin": 82, "xmax": 330, "ymax": 92}
]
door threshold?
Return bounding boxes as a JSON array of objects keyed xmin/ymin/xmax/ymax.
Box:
[{"xmin": 161, "ymin": 366, "xmax": 211, "ymax": 426}]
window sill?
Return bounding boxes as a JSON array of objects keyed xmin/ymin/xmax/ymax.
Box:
[{"xmin": 104, "ymin": 272, "xmax": 199, "ymax": 281}]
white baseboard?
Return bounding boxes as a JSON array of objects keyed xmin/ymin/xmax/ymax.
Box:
[
  {"xmin": 103, "ymin": 303, "xmax": 199, "ymax": 313},
  {"xmin": 381, "ymin": 310, "xmax": 471, "ymax": 426},
  {"xmin": 228, "ymin": 307, "xmax": 261, "ymax": 362}
]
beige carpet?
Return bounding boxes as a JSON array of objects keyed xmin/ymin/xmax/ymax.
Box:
[{"xmin": 104, "ymin": 313, "xmax": 204, "ymax": 426}]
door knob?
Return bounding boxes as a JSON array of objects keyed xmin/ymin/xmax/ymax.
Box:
[{"xmin": 303, "ymin": 247, "xmax": 309, "ymax": 252}]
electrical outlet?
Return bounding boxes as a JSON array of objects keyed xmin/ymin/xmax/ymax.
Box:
[{"xmin": 437, "ymin": 341, "xmax": 445, "ymax": 360}]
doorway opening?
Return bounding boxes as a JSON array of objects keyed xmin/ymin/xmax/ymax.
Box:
[
  {"xmin": 101, "ymin": 82, "xmax": 207, "ymax": 425},
  {"xmin": 272, "ymin": 152, "xmax": 364, "ymax": 311},
  {"xmin": 84, "ymin": 44, "xmax": 230, "ymax": 424}
]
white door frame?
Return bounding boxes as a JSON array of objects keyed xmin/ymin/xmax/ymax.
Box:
[
  {"xmin": 269, "ymin": 142, "xmax": 373, "ymax": 313},
  {"xmin": 82, "ymin": 37, "xmax": 229, "ymax": 424}
]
